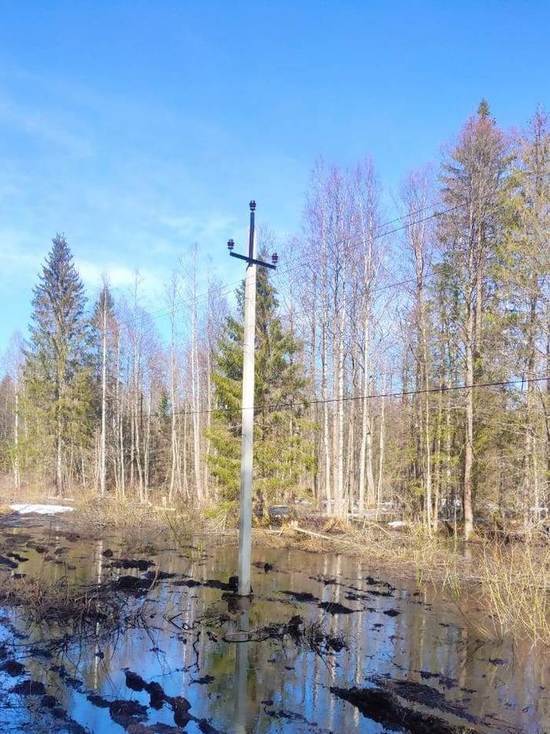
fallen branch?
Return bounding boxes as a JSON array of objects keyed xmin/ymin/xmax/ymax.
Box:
[{"xmin": 292, "ymin": 525, "xmax": 332, "ymax": 541}]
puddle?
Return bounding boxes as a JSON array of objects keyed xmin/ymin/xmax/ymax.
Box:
[{"xmin": 0, "ymin": 521, "xmax": 547, "ymax": 733}]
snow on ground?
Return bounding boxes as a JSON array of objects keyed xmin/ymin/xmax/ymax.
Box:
[{"xmin": 9, "ymin": 504, "xmax": 75, "ymax": 515}]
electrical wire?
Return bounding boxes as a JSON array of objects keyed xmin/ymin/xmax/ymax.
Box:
[
  {"xmin": 129, "ymin": 373, "xmax": 550, "ymax": 463},
  {"xmin": 165, "ymin": 375, "xmax": 549, "ymax": 419},
  {"xmin": 135, "ymin": 200, "xmax": 468, "ymax": 327}
]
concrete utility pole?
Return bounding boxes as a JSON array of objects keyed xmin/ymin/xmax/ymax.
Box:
[
  {"xmin": 100, "ymin": 286, "xmax": 107, "ymax": 497},
  {"xmin": 227, "ymin": 201, "xmax": 277, "ymax": 596}
]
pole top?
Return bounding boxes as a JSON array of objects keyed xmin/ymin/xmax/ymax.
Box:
[{"xmin": 249, "ymin": 200, "xmax": 256, "ymax": 211}]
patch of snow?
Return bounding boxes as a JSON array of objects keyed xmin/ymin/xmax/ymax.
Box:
[
  {"xmin": 387, "ymin": 520, "xmax": 407, "ymax": 528},
  {"xmin": 9, "ymin": 503, "xmax": 75, "ymax": 516}
]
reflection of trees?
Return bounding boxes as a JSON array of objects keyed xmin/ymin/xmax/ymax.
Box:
[{"xmin": 3, "ymin": 531, "xmax": 548, "ymax": 732}]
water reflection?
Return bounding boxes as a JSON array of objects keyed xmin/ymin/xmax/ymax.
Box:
[
  {"xmin": 0, "ymin": 525, "xmax": 547, "ymax": 733},
  {"xmin": 232, "ymin": 605, "xmax": 250, "ymax": 734}
]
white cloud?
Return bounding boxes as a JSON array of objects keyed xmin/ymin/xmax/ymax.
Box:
[
  {"xmin": 158, "ymin": 212, "xmax": 236, "ymax": 243},
  {"xmin": 0, "ymin": 232, "xmax": 42, "ymax": 275},
  {"xmin": 0, "ymin": 96, "xmax": 94, "ymax": 158}
]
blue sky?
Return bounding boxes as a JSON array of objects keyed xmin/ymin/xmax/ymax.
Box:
[{"xmin": 0, "ymin": 1, "xmax": 548, "ymax": 350}]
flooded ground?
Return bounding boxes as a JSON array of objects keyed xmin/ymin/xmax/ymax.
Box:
[{"xmin": 0, "ymin": 516, "xmax": 547, "ymax": 733}]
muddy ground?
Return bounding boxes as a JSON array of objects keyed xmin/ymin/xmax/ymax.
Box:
[{"xmin": 0, "ymin": 510, "xmax": 547, "ymax": 733}]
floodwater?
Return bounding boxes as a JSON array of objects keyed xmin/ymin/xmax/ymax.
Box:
[{"xmin": 0, "ymin": 518, "xmax": 548, "ymax": 734}]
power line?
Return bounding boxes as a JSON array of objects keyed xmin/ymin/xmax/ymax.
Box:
[
  {"xmin": 104, "ymin": 204, "xmax": 451, "ymax": 348},
  {"xmin": 271, "ymin": 203, "xmax": 466, "ymax": 284},
  {"xmin": 105, "ymin": 168, "xmax": 548, "ymax": 328},
  {"xmin": 143, "ymin": 167, "xmax": 549, "ymax": 324},
  {"xmin": 130, "ymin": 373, "xmax": 550, "ymax": 464},
  {"xmin": 108, "ymin": 192, "xmax": 522, "ymax": 348},
  {"xmin": 136, "ymin": 201, "xmax": 468, "ymax": 327},
  {"xmin": 165, "ymin": 375, "xmax": 549, "ymax": 419}
]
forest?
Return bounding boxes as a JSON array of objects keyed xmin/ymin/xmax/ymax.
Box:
[{"xmin": 0, "ymin": 101, "xmax": 548, "ymax": 541}]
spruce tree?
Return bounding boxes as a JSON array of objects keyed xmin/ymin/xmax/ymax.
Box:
[
  {"xmin": 25, "ymin": 234, "xmax": 93, "ymax": 493},
  {"xmin": 438, "ymin": 105, "xmax": 509, "ymax": 536},
  {"xmin": 477, "ymin": 98, "xmax": 491, "ymax": 119},
  {"xmin": 208, "ymin": 261, "xmax": 313, "ymax": 512}
]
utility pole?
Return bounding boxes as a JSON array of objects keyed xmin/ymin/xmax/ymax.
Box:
[
  {"xmin": 100, "ymin": 286, "xmax": 107, "ymax": 497},
  {"xmin": 227, "ymin": 201, "xmax": 278, "ymax": 596}
]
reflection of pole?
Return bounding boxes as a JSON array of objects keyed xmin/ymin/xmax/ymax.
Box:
[
  {"xmin": 227, "ymin": 202, "xmax": 278, "ymax": 597},
  {"xmin": 93, "ymin": 539, "xmax": 103, "ymax": 688},
  {"xmin": 233, "ymin": 609, "xmax": 250, "ymax": 733}
]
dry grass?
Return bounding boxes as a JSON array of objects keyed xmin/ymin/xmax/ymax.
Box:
[
  {"xmin": 413, "ymin": 537, "xmax": 550, "ymax": 645},
  {"xmin": 0, "ymin": 478, "xmax": 60, "ymax": 503},
  {"xmin": 0, "ymin": 571, "xmax": 156, "ymax": 655},
  {"xmin": 71, "ymin": 494, "xmax": 185, "ymax": 535},
  {"xmin": 322, "ymin": 517, "xmax": 353, "ymax": 534},
  {"xmin": 0, "ymin": 574, "xmax": 123, "ymax": 630},
  {"xmin": 264, "ymin": 521, "xmax": 465, "ymax": 575},
  {"xmin": 470, "ymin": 542, "xmax": 549, "ymax": 645},
  {"xmin": 263, "ymin": 521, "xmax": 550, "ymax": 646}
]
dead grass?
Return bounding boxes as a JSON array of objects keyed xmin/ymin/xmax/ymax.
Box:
[
  {"xmin": 0, "ymin": 574, "xmax": 123, "ymax": 630},
  {"xmin": 470, "ymin": 542, "xmax": 549, "ymax": 645},
  {"xmin": 262, "ymin": 521, "xmax": 550, "ymax": 646},
  {"xmin": 413, "ymin": 536, "xmax": 550, "ymax": 646},
  {"xmin": 70, "ymin": 494, "xmax": 189, "ymax": 536},
  {"xmin": 0, "ymin": 478, "xmax": 60, "ymax": 504},
  {"xmin": 322, "ymin": 517, "xmax": 353, "ymax": 534},
  {"xmin": 263, "ymin": 521, "xmax": 465, "ymax": 575}
]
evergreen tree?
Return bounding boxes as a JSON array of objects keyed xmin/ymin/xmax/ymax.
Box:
[
  {"xmin": 477, "ymin": 98, "xmax": 491, "ymax": 119},
  {"xmin": 500, "ymin": 108, "xmax": 550, "ymax": 520},
  {"xmin": 208, "ymin": 261, "xmax": 313, "ymax": 511},
  {"xmin": 437, "ymin": 105, "xmax": 509, "ymax": 536},
  {"xmin": 24, "ymin": 234, "xmax": 93, "ymax": 493}
]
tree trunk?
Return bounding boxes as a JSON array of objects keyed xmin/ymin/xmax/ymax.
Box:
[
  {"xmin": 335, "ymin": 291, "xmax": 346, "ymax": 517},
  {"xmin": 117, "ymin": 335, "xmax": 125, "ymax": 498},
  {"xmin": 56, "ymin": 391, "xmax": 63, "ymax": 496},
  {"xmin": 359, "ymin": 318, "xmax": 375, "ymax": 511},
  {"xmin": 13, "ymin": 380, "xmax": 20, "ymax": 491},
  {"xmin": 377, "ymin": 377, "xmax": 386, "ymax": 509},
  {"xmin": 321, "ymin": 318, "xmax": 331, "ymax": 514},
  {"xmin": 191, "ymin": 308, "xmax": 203, "ymax": 503},
  {"xmin": 464, "ymin": 298, "xmax": 475, "ymax": 540}
]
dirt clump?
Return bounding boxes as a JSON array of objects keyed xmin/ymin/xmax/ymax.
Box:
[
  {"xmin": 111, "ymin": 558, "xmax": 156, "ymax": 571},
  {"xmin": 41, "ymin": 694, "xmax": 60, "ymax": 708},
  {"xmin": 318, "ymin": 600, "xmax": 356, "ymax": 614},
  {"xmin": 109, "ymin": 699, "xmax": 148, "ymax": 728},
  {"xmin": 281, "ymin": 590, "xmax": 319, "ymax": 603},
  {"xmin": 87, "ymin": 692, "xmax": 111, "ymax": 708},
  {"xmin": 124, "ymin": 669, "xmax": 194, "ymax": 725},
  {"xmin": 0, "ymin": 659, "xmax": 25, "ymax": 676},
  {"xmin": 10, "ymin": 679, "xmax": 47, "ymax": 696},
  {"xmin": 331, "ymin": 683, "xmax": 479, "ymax": 734}
]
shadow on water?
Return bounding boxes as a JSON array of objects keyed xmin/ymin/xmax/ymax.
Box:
[{"xmin": 0, "ymin": 519, "xmax": 547, "ymax": 733}]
